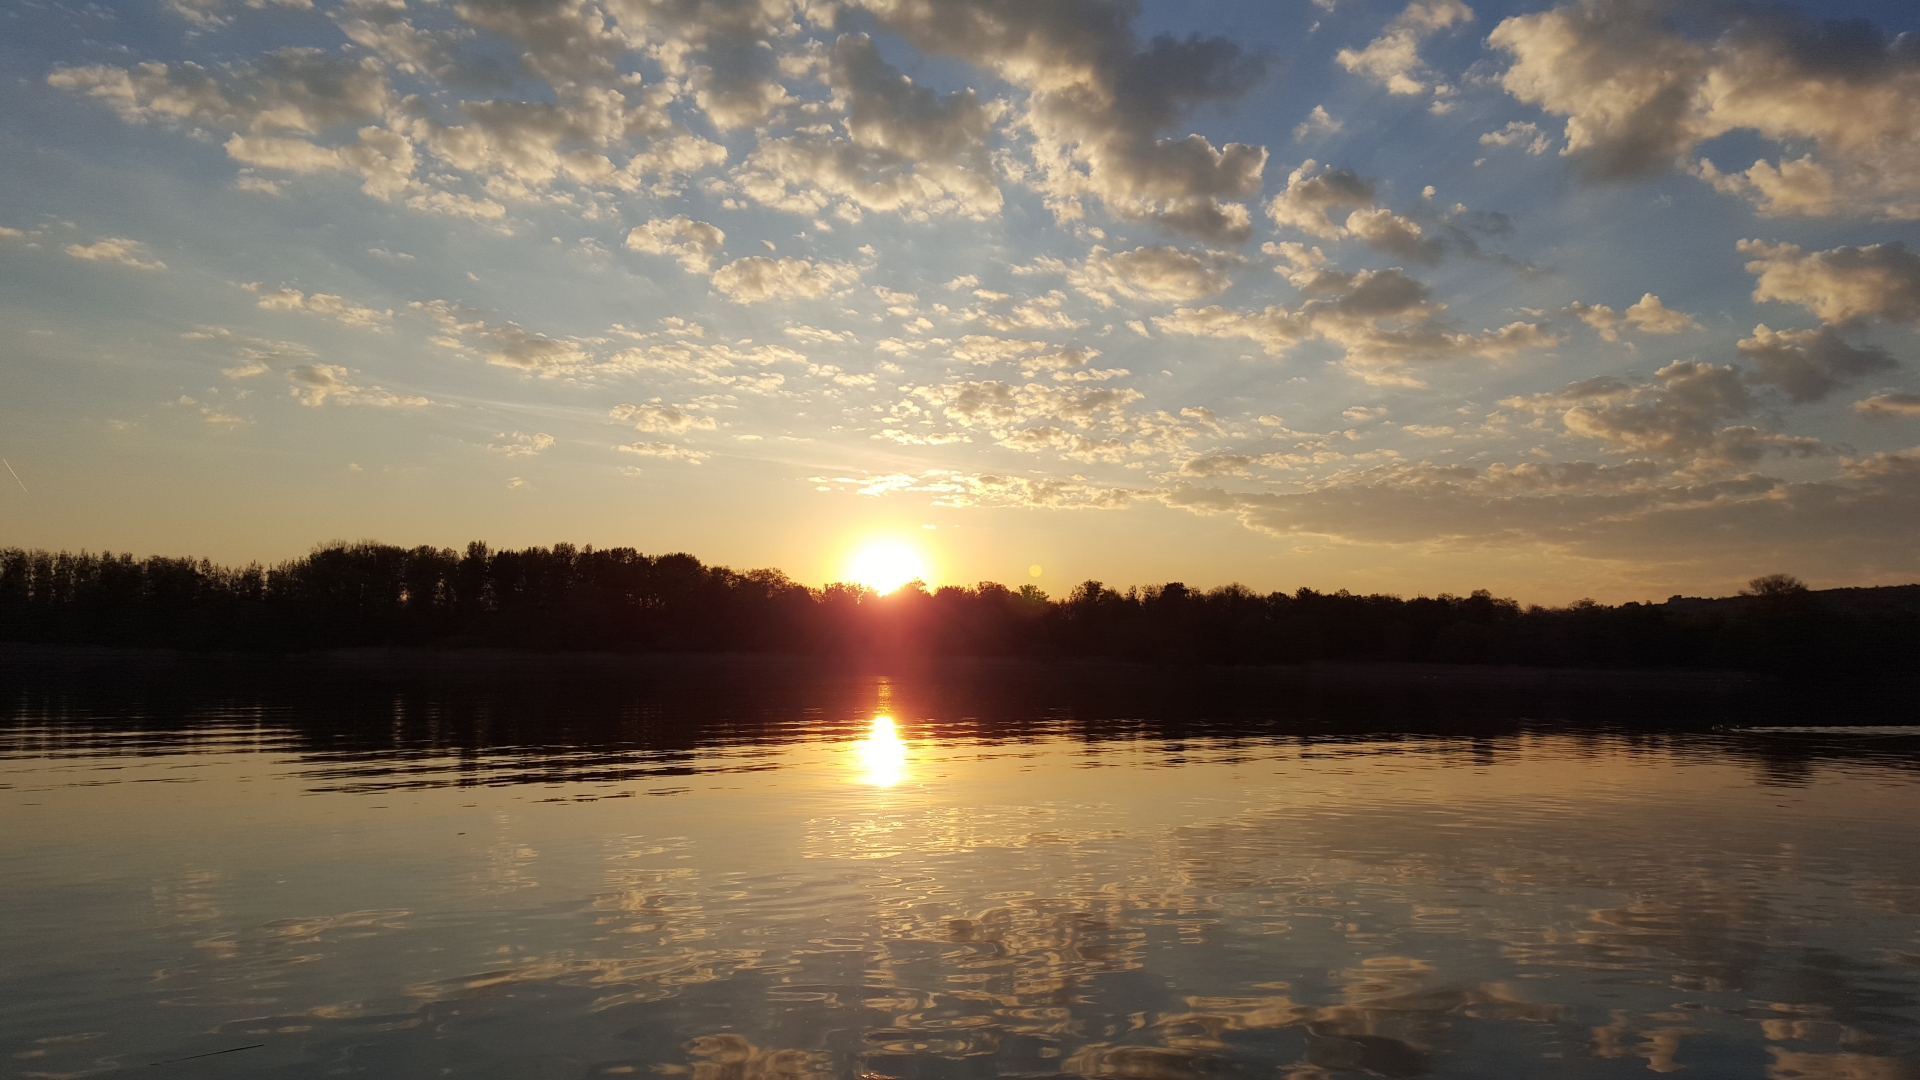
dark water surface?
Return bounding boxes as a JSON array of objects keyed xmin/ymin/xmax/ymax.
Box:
[{"xmin": 4, "ymin": 655, "xmax": 1919, "ymax": 1079}]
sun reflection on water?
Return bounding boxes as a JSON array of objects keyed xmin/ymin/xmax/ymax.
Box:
[{"xmin": 855, "ymin": 715, "xmax": 909, "ymax": 787}]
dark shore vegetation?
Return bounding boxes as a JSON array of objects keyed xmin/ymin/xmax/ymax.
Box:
[{"xmin": 1, "ymin": 542, "xmax": 1916, "ymax": 675}]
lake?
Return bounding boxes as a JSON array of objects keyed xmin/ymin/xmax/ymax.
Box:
[{"xmin": 3, "ymin": 653, "xmax": 1918, "ymax": 1078}]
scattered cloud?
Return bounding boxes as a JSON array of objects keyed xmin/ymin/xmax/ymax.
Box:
[
  {"xmin": 616, "ymin": 441, "xmax": 709, "ymax": 463},
  {"xmin": 1065, "ymin": 245, "xmax": 1239, "ymax": 306},
  {"xmin": 611, "ymin": 402, "xmax": 717, "ymax": 433},
  {"xmin": 710, "ymin": 256, "xmax": 861, "ymax": 303},
  {"xmin": 65, "ymin": 238, "xmax": 166, "ymax": 270},
  {"xmin": 249, "ymin": 285, "xmax": 393, "ymax": 328},
  {"xmin": 1854, "ymin": 392, "xmax": 1920, "ymax": 419},
  {"xmin": 1569, "ymin": 293, "xmax": 1700, "ymax": 341},
  {"xmin": 491, "ymin": 431, "xmax": 555, "ymax": 456},
  {"xmin": 1737, "ymin": 325, "xmax": 1896, "ymax": 403},
  {"xmin": 1503, "ymin": 360, "xmax": 1825, "ymax": 470},
  {"xmin": 626, "ymin": 215, "xmax": 726, "ymax": 273},
  {"xmin": 286, "ymin": 363, "xmax": 429, "ymax": 407},
  {"xmin": 1491, "ymin": 3, "xmax": 1920, "ymax": 218},
  {"xmin": 1293, "ymin": 105, "xmax": 1342, "ymax": 142},
  {"xmin": 1479, "ymin": 120, "xmax": 1550, "ymax": 156},
  {"xmin": 1740, "ymin": 240, "xmax": 1920, "ymax": 324},
  {"xmin": 1337, "ymin": 0, "xmax": 1473, "ymax": 97}
]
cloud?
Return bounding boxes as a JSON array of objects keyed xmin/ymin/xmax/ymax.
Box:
[
  {"xmin": 331, "ymin": 2, "xmax": 461, "ymax": 76},
  {"xmin": 1736, "ymin": 325, "xmax": 1896, "ymax": 403},
  {"xmin": 610, "ymin": 402, "xmax": 717, "ymax": 433},
  {"xmin": 417, "ymin": 300, "xmax": 800, "ymax": 387},
  {"xmin": 732, "ymin": 134, "xmax": 1002, "ymax": 223},
  {"xmin": 915, "ymin": 380, "xmax": 1144, "ymax": 431},
  {"xmin": 46, "ymin": 35, "xmax": 719, "ymax": 213},
  {"xmin": 1293, "ymin": 105, "xmax": 1342, "ymax": 142},
  {"xmin": 625, "ymin": 215, "xmax": 726, "ymax": 273},
  {"xmin": 616, "ymin": 441, "xmax": 709, "ymax": 464},
  {"xmin": 1479, "ymin": 120, "xmax": 1551, "ymax": 155},
  {"xmin": 49, "ymin": 49, "xmax": 390, "ymax": 134},
  {"xmin": 64, "ymin": 238, "xmax": 166, "ymax": 270},
  {"xmin": 1155, "ymin": 459, "xmax": 1919, "ymax": 579},
  {"xmin": 405, "ymin": 85, "xmax": 673, "ymax": 199},
  {"xmin": 166, "ymin": 0, "xmax": 311, "ymax": 28},
  {"xmin": 249, "ymin": 285, "xmax": 393, "ymax": 328},
  {"xmin": 1841, "ymin": 446, "xmax": 1920, "ymax": 489},
  {"xmin": 1337, "ymin": 0, "xmax": 1473, "ymax": 96},
  {"xmin": 1503, "ymin": 360, "xmax": 1826, "ymax": 469},
  {"xmin": 1739, "ymin": 240, "xmax": 1920, "ymax": 325},
  {"xmin": 1066, "ymin": 245, "xmax": 1238, "ymax": 306},
  {"xmin": 206, "ymin": 333, "xmax": 319, "ymax": 379},
  {"xmin": 967, "ymin": 290, "xmax": 1087, "ymax": 332},
  {"xmin": 1490, "ymin": 2, "xmax": 1920, "ymax": 217},
  {"xmin": 1267, "ymin": 160, "xmax": 1444, "ymax": 263},
  {"xmin": 1340, "ymin": 207, "xmax": 1445, "ymax": 264},
  {"xmin": 814, "ymin": 469, "xmax": 1139, "ymax": 509},
  {"xmin": 476, "ymin": 325, "xmax": 595, "ymax": 373},
  {"xmin": 620, "ymin": 134, "xmax": 731, "ymax": 192},
  {"xmin": 415, "ymin": 299, "xmax": 598, "ymax": 375},
  {"xmin": 453, "ymin": 0, "xmax": 630, "ymax": 85},
  {"xmin": 1568, "ymin": 293, "xmax": 1699, "ymax": 340},
  {"xmin": 404, "ymin": 189, "xmax": 507, "ymax": 223},
  {"xmin": 832, "ymin": 453, "xmax": 1920, "ymax": 581},
  {"xmin": 491, "ymin": 431, "xmax": 555, "ymax": 456},
  {"xmin": 1621, "ymin": 293, "xmax": 1699, "ymax": 334},
  {"xmin": 951, "ymin": 336, "xmax": 1101, "ymax": 377},
  {"xmin": 598, "ymin": 0, "xmax": 805, "ymax": 130},
  {"xmin": 1267, "ymin": 159, "xmax": 1375, "ymax": 239},
  {"xmin": 725, "ymin": 33, "xmax": 1004, "ymax": 222},
  {"xmin": 710, "ymin": 255, "xmax": 861, "ymax": 303},
  {"xmin": 1854, "ymin": 392, "xmax": 1920, "ymax": 419},
  {"xmin": 861, "ymin": 0, "xmax": 1270, "ymax": 241},
  {"xmin": 1158, "ymin": 264, "xmax": 1555, "ymax": 383},
  {"xmin": 223, "ymin": 126, "xmax": 418, "ymax": 200},
  {"xmin": 286, "ymin": 363, "xmax": 429, "ymax": 407}
]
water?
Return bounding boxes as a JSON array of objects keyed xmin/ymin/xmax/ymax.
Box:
[{"xmin": 4, "ymin": 656, "xmax": 1919, "ymax": 1078}]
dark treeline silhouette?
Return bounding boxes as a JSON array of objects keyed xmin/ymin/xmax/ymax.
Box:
[{"xmin": 2, "ymin": 542, "xmax": 1916, "ymax": 674}]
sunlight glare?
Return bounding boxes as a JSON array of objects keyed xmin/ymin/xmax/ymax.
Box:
[
  {"xmin": 855, "ymin": 714, "xmax": 908, "ymax": 787},
  {"xmin": 846, "ymin": 540, "xmax": 926, "ymax": 594}
]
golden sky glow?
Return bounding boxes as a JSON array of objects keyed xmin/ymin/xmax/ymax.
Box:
[{"xmin": 2, "ymin": 0, "xmax": 1917, "ymax": 603}]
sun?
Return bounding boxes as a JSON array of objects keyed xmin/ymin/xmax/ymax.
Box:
[{"xmin": 845, "ymin": 539, "xmax": 927, "ymax": 594}]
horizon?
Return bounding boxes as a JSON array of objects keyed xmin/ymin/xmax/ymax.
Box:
[
  {"xmin": 4, "ymin": 0, "xmax": 1919, "ymax": 606},
  {"xmin": 8, "ymin": 534, "xmax": 1902, "ymax": 609}
]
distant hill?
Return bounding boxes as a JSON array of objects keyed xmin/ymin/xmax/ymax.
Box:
[{"xmin": 1660, "ymin": 584, "xmax": 1920, "ymax": 617}]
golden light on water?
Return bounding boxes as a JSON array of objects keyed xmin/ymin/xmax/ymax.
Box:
[
  {"xmin": 844, "ymin": 540, "xmax": 927, "ymax": 595},
  {"xmin": 855, "ymin": 715, "xmax": 909, "ymax": 787}
]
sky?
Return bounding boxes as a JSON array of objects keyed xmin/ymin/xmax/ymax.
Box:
[{"xmin": 2, "ymin": 0, "xmax": 1918, "ymax": 604}]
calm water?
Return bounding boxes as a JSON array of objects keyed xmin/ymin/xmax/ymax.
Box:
[{"xmin": 4, "ymin": 657, "xmax": 1919, "ymax": 1079}]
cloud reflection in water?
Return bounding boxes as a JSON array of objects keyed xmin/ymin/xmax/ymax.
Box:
[{"xmin": 6, "ymin": 670, "xmax": 1920, "ymax": 1079}]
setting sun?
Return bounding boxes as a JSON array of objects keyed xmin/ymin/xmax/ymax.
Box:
[{"xmin": 845, "ymin": 540, "xmax": 927, "ymax": 595}]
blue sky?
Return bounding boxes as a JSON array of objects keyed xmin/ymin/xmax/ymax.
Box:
[{"xmin": 3, "ymin": 0, "xmax": 1918, "ymax": 602}]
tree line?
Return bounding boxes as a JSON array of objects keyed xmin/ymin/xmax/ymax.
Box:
[{"xmin": 0, "ymin": 542, "xmax": 1913, "ymax": 674}]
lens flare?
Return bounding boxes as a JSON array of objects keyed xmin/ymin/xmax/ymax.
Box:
[
  {"xmin": 855, "ymin": 715, "xmax": 908, "ymax": 787},
  {"xmin": 845, "ymin": 540, "xmax": 926, "ymax": 594}
]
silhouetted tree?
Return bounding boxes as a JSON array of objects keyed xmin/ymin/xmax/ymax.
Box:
[{"xmin": 0, "ymin": 543, "xmax": 1913, "ymax": 678}]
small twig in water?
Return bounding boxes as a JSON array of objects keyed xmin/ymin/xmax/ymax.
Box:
[{"xmin": 146, "ymin": 1043, "xmax": 264, "ymax": 1067}]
